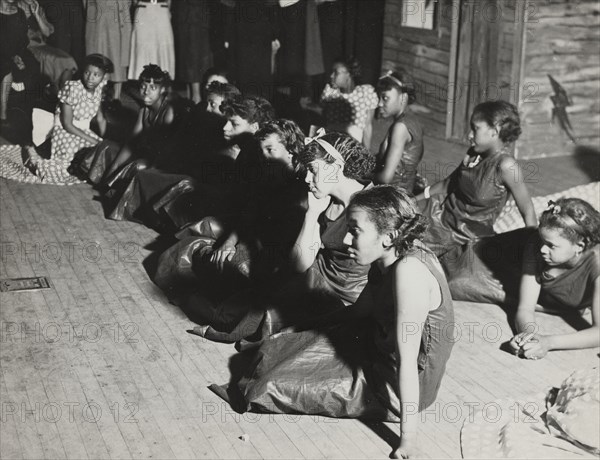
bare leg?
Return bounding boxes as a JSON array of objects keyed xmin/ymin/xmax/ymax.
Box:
[
  {"xmin": 1, "ymin": 72, "xmax": 13, "ymax": 120},
  {"xmin": 191, "ymin": 82, "xmax": 201, "ymax": 104}
]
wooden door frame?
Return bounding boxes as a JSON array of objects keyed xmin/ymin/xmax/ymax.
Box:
[{"xmin": 445, "ymin": 0, "xmax": 528, "ymax": 143}]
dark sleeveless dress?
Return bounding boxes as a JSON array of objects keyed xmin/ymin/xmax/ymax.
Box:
[
  {"xmin": 420, "ymin": 150, "xmax": 510, "ymax": 257},
  {"xmin": 211, "ymin": 245, "xmax": 455, "ymax": 421},
  {"xmin": 155, "ymin": 185, "xmax": 373, "ymax": 342},
  {"xmin": 69, "ymin": 94, "xmax": 175, "ymax": 185},
  {"xmin": 376, "ymin": 111, "xmax": 424, "ymax": 193},
  {"xmin": 447, "ymin": 226, "xmax": 600, "ymax": 309}
]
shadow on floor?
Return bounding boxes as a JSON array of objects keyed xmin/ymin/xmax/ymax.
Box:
[{"xmin": 573, "ymin": 145, "xmax": 600, "ymax": 182}]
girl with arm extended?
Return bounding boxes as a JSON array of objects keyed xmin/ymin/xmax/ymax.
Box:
[{"xmin": 509, "ymin": 198, "xmax": 600, "ymax": 359}]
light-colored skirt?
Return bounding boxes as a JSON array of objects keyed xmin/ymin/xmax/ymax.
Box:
[{"xmin": 128, "ymin": 3, "xmax": 175, "ymax": 80}]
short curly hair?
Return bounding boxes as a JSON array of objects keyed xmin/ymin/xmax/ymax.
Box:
[
  {"xmin": 206, "ymin": 82, "xmax": 241, "ymax": 103},
  {"xmin": 540, "ymin": 198, "xmax": 600, "ymax": 249},
  {"xmin": 255, "ymin": 119, "xmax": 305, "ymax": 157},
  {"xmin": 139, "ymin": 64, "xmax": 171, "ymax": 87},
  {"xmin": 296, "ymin": 131, "xmax": 375, "ymax": 180},
  {"xmin": 220, "ymin": 95, "xmax": 275, "ymax": 126},
  {"xmin": 84, "ymin": 53, "xmax": 114, "ymax": 74},
  {"xmin": 349, "ymin": 185, "xmax": 428, "ymax": 258},
  {"xmin": 472, "ymin": 100, "xmax": 522, "ymax": 144}
]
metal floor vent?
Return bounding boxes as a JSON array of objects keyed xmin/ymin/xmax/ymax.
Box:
[{"xmin": 0, "ymin": 277, "xmax": 52, "ymax": 293}]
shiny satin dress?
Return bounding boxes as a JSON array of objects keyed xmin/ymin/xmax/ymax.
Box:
[
  {"xmin": 419, "ymin": 150, "xmax": 511, "ymax": 257},
  {"xmin": 211, "ymin": 245, "xmax": 455, "ymax": 421}
]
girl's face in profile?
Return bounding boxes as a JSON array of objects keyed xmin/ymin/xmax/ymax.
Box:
[
  {"xmin": 304, "ymin": 159, "xmax": 341, "ymax": 199},
  {"xmin": 206, "ymin": 93, "xmax": 224, "ymax": 115},
  {"xmin": 378, "ymin": 88, "xmax": 405, "ymax": 119},
  {"xmin": 140, "ymin": 79, "xmax": 165, "ymax": 107},
  {"xmin": 82, "ymin": 65, "xmax": 106, "ymax": 91},
  {"xmin": 539, "ymin": 226, "xmax": 584, "ymax": 267},
  {"xmin": 468, "ymin": 116, "xmax": 498, "ymax": 153},
  {"xmin": 344, "ymin": 206, "xmax": 385, "ymax": 266},
  {"xmin": 260, "ymin": 134, "xmax": 291, "ymax": 164},
  {"xmin": 223, "ymin": 115, "xmax": 257, "ymax": 140}
]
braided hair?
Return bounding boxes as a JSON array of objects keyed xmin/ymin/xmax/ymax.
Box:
[
  {"xmin": 540, "ymin": 198, "xmax": 600, "ymax": 249},
  {"xmin": 349, "ymin": 185, "xmax": 428, "ymax": 258}
]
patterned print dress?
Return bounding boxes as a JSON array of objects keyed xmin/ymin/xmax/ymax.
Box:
[
  {"xmin": 320, "ymin": 83, "xmax": 379, "ymax": 142},
  {"xmin": 0, "ymin": 80, "xmax": 104, "ymax": 185}
]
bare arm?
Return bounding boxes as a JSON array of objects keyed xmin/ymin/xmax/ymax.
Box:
[
  {"xmin": 414, "ymin": 174, "xmax": 452, "ymax": 201},
  {"xmin": 21, "ymin": 0, "xmax": 54, "ymax": 37},
  {"xmin": 290, "ymin": 193, "xmax": 330, "ymax": 273},
  {"xmin": 95, "ymin": 104, "xmax": 107, "ymax": 136},
  {"xmin": 392, "ymin": 258, "xmax": 432, "ymax": 458},
  {"xmin": 376, "ymin": 122, "xmax": 410, "ymax": 184},
  {"xmin": 60, "ymin": 103, "xmax": 99, "ymax": 145},
  {"xmin": 362, "ymin": 108, "xmax": 375, "ymax": 150},
  {"xmin": 499, "ymin": 156, "xmax": 537, "ymax": 227},
  {"xmin": 520, "ymin": 277, "xmax": 599, "ymax": 358}
]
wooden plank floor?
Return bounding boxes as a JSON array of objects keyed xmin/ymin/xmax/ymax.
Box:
[{"xmin": 1, "ymin": 171, "xmax": 599, "ymax": 459}]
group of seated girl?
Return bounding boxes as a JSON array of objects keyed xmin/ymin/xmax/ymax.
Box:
[{"xmin": 0, "ymin": 49, "xmax": 597, "ymax": 458}]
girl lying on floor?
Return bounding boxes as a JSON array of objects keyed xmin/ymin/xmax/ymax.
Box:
[
  {"xmin": 211, "ymin": 185, "xmax": 454, "ymax": 460},
  {"xmin": 509, "ymin": 198, "xmax": 599, "ymax": 359},
  {"xmin": 0, "ymin": 53, "xmax": 111, "ymax": 185},
  {"xmin": 445, "ymin": 195, "xmax": 599, "ymax": 359}
]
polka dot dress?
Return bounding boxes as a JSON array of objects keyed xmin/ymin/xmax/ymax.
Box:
[
  {"xmin": 320, "ymin": 84, "xmax": 379, "ymax": 139},
  {"xmin": 0, "ymin": 80, "xmax": 104, "ymax": 185}
]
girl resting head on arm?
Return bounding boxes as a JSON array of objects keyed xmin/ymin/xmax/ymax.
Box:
[{"xmin": 510, "ymin": 198, "xmax": 600, "ymax": 360}]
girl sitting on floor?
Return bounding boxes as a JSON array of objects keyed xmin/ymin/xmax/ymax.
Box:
[
  {"xmin": 104, "ymin": 82, "xmax": 243, "ymax": 228},
  {"xmin": 508, "ymin": 198, "xmax": 599, "ymax": 360},
  {"xmin": 69, "ymin": 64, "xmax": 176, "ymax": 186},
  {"xmin": 190, "ymin": 130, "xmax": 376, "ymax": 343},
  {"xmin": 154, "ymin": 119, "xmax": 308, "ymax": 331},
  {"xmin": 317, "ymin": 56, "xmax": 378, "ymax": 148},
  {"xmin": 0, "ymin": 53, "xmax": 111, "ymax": 185},
  {"xmin": 374, "ymin": 70, "xmax": 424, "ymax": 193},
  {"xmin": 142, "ymin": 94, "xmax": 275, "ymax": 231},
  {"xmin": 416, "ymin": 100, "xmax": 537, "ymax": 258},
  {"xmin": 101, "ymin": 64, "xmax": 175, "ymax": 184},
  {"xmin": 212, "ymin": 185, "xmax": 454, "ymax": 460}
]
